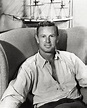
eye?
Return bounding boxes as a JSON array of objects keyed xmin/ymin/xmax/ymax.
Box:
[
  {"xmin": 50, "ymin": 35, "xmax": 55, "ymax": 37},
  {"xmin": 41, "ymin": 35, "xmax": 46, "ymax": 38}
]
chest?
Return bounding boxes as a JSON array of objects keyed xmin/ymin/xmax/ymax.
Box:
[{"xmin": 34, "ymin": 60, "xmax": 76, "ymax": 91}]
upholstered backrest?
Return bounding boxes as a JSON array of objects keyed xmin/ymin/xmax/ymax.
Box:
[
  {"xmin": 0, "ymin": 28, "xmax": 38, "ymax": 82},
  {"xmin": 66, "ymin": 26, "xmax": 87, "ymax": 64}
]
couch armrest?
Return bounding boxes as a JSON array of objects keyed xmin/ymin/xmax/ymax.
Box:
[
  {"xmin": 80, "ymin": 87, "xmax": 87, "ymax": 104},
  {"xmin": 0, "ymin": 44, "xmax": 9, "ymax": 99}
]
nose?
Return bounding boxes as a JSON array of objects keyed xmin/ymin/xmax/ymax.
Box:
[{"xmin": 46, "ymin": 36, "xmax": 50, "ymax": 43}]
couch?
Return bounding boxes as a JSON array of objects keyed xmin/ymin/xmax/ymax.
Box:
[{"xmin": 0, "ymin": 26, "xmax": 87, "ymax": 108}]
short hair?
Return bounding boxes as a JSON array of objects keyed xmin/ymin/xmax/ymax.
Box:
[{"xmin": 36, "ymin": 21, "xmax": 59, "ymax": 36}]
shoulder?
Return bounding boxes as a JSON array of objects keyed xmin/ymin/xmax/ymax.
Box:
[
  {"xmin": 59, "ymin": 50, "xmax": 76, "ymax": 58},
  {"xmin": 59, "ymin": 50, "xmax": 84, "ymax": 65},
  {"xmin": 21, "ymin": 53, "xmax": 37, "ymax": 68},
  {"xmin": 58, "ymin": 50, "xmax": 78, "ymax": 64}
]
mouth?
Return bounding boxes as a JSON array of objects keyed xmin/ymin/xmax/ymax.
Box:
[{"xmin": 45, "ymin": 44, "xmax": 51, "ymax": 48}]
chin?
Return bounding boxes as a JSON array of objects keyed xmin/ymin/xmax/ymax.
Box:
[
  {"xmin": 40, "ymin": 47, "xmax": 55, "ymax": 54},
  {"xmin": 44, "ymin": 49, "xmax": 55, "ymax": 53}
]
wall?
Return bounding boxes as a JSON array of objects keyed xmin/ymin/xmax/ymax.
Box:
[{"xmin": 73, "ymin": 0, "xmax": 87, "ymax": 28}]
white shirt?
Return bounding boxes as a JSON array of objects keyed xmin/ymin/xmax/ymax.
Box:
[{"xmin": 0, "ymin": 51, "xmax": 87, "ymax": 108}]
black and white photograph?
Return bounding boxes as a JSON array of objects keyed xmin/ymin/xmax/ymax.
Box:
[{"xmin": 0, "ymin": 0, "xmax": 87, "ymax": 108}]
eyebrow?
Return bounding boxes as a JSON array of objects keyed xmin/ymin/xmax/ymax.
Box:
[{"xmin": 39, "ymin": 33, "xmax": 56, "ymax": 36}]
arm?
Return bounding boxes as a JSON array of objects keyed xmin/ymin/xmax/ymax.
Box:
[
  {"xmin": 71, "ymin": 54, "xmax": 87, "ymax": 104},
  {"xmin": 73, "ymin": 54, "xmax": 87, "ymax": 87},
  {"xmin": 0, "ymin": 63, "xmax": 32, "ymax": 108}
]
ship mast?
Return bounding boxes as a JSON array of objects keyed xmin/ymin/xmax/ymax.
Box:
[
  {"xmin": 23, "ymin": 0, "xmax": 26, "ymax": 18},
  {"xmin": 47, "ymin": 0, "xmax": 57, "ymax": 21},
  {"xmin": 58, "ymin": 0, "xmax": 66, "ymax": 19},
  {"xmin": 34, "ymin": 0, "xmax": 39, "ymax": 6},
  {"xmin": 33, "ymin": 0, "xmax": 41, "ymax": 20},
  {"xmin": 50, "ymin": 0, "xmax": 54, "ymax": 3}
]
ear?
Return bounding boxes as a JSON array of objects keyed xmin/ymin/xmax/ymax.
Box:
[
  {"xmin": 35, "ymin": 34, "xmax": 39, "ymax": 44},
  {"xmin": 56, "ymin": 35, "xmax": 59, "ymax": 44}
]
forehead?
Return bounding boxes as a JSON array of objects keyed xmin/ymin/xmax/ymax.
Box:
[{"xmin": 38, "ymin": 26, "xmax": 57, "ymax": 34}]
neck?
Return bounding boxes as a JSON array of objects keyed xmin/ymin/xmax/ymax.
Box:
[{"xmin": 39, "ymin": 50, "xmax": 55, "ymax": 62}]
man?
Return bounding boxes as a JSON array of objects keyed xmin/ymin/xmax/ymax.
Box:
[{"xmin": 0, "ymin": 21, "xmax": 87, "ymax": 108}]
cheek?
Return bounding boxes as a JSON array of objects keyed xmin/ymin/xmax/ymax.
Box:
[
  {"xmin": 51, "ymin": 39, "xmax": 57, "ymax": 45},
  {"xmin": 39, "ymin": 38, "xmax": 45, "ymax": 43}
]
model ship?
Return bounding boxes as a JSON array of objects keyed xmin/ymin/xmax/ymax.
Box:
[
  {"xmin": 23, "ymin": 0, "xmax": 73, "ymax": 24},
  {"xmin": 1, "ymin": 0, "xmax": 73, "ymax": 26}
]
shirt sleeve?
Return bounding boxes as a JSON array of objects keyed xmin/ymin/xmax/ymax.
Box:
[
  {"xmin": 0, "ymin": 62, "xmax": 33, "ymax": 108},
  {"xmin": 71, "ymin": 53, "xmax": 87, "ymax": 87}
]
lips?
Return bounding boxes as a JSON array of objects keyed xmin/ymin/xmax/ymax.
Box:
[{"xmin": 45, "ymin": 44, "xmax": 51, "ymax": 48}]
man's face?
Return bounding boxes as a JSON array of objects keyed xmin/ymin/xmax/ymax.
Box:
[{"xmin": 36, "ymin": 26, "xmax": 58, "ymax": 53}]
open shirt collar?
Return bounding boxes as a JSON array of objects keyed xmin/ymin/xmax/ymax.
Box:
[{"xmin": 37, "ymin": 50, "xmax": 62, "ymax": 68}]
